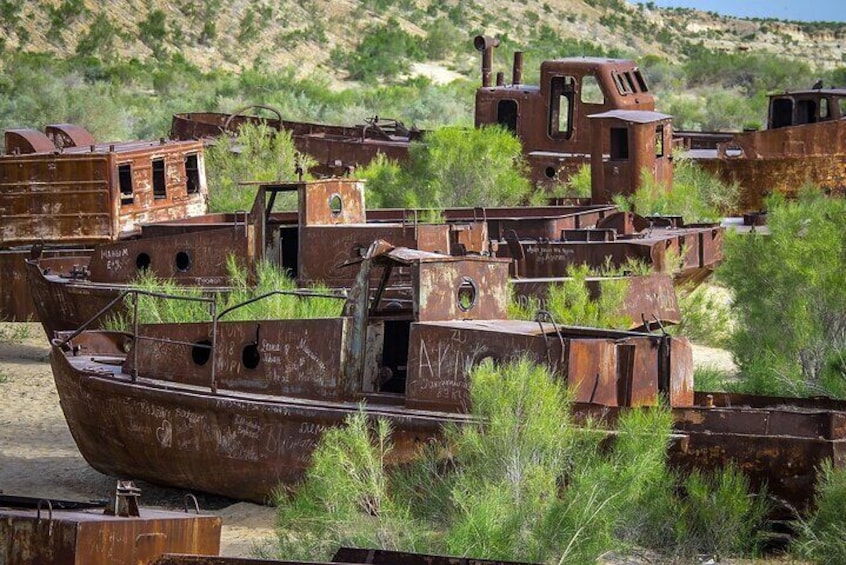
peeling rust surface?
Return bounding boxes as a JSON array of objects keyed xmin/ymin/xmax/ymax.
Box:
[{"xmin": 0, "ymin": 500, "xmax": 220, "ymax": 565}]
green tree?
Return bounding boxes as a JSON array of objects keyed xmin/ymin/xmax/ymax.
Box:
[
  {"xmin": 720, "ymin": 188, "xmax": 846, "ymax": 397},
  {"xmin": 362, "ymin": 125, "xmax": 530, "ymax": 209}
]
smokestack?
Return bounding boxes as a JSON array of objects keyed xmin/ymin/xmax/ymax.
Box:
[
  {"xmin": 513, "ymin": 51, "xmax": 523, "ymax": 86},
  {"xmin": 474, "ymin": 35, "xmax": 501, "ymax": 88}
]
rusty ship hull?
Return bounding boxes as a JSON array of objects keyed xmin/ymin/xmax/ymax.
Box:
[{"xmin": 49, "ymin": 338, "xmax": 467, "ymax": 503}]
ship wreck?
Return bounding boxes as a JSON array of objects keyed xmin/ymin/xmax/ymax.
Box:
[
  {"xmin": 0, "ymin": 124, "xmax": 208, "ymax": 320},
  {"xmin": 47, "ymin": 239, "xmax": 846, "ymax": 512},
  {"xmin": 25, "ymin": 174, "xmax": 719, "ymax": 337},
  {"xmin": 172, "ymin": 36, "xmax": 846, "ymax": 212},
  {"xmin": 49, "ymin": 241, "xmax": 695, "ymax": 502}
]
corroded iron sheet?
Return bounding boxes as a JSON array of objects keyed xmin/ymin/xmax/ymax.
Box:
[
  {"xmin": 0, "ymin": 139, "xmax": 208, "ymax": 246},
  {"xmin": 50, "ymin": 338, "xmax": 469, "ymax": 502},
  {"xmin": 0, "ymin": 502, "xmax": 220, "ymax": 565},
  {"xmin": 2, "ymin": 249, "xmax": 93, "ymax": 321}
]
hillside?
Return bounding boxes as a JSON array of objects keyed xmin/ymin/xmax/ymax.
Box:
[{"xmin": 1, "ymin": 0, "xmax": 844, "ymax": 82}]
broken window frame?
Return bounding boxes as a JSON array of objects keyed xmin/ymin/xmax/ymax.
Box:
[
  {"xmin": 118, "ymin": 163, "xmax": 134, "ymax": 206},
  {"xmin": 610, "ymin": 127, "xmax": 629, "ymax": 161},
  {"xmin": 185, "ymin": 153, "xmax": 201, "ymax": 195},
  {"xmin": 548, "ymin": 75, "xmax": 575, "ymax": 140},
  {"xmin": 152, "ymin": 158, "xmax": 167, "ymax": 200},
  {"xmin": 580, "ymin": 74, "xmax": 606, "ymax": 105}
]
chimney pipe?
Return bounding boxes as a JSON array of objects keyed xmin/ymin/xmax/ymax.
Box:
[
  {"xmin": 496, "ymin": 72, "xmax": 504, "ymax": 86},
  {"xmin": 473, "ymin": 35, "xmax": 501, "ymax": 88},
  {"xmin": 512, "ymin": 51, "xmax": 523, "ymax": 86}
]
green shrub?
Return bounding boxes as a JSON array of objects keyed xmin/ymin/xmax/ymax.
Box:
[
  {"xmin": 334, "ymin": 18, "xmax": 424, "ymax": 83},
  {"xmin": 793, "ymin": 462, "xmax": 846, "ymax": 564},
  {"xmin": 719, "ymin": 188, "xmax": 846, "ymax": 397},
  {"xmin": 364, "ymin": 125, "xmax": 530, "ymax": 209},
  {"xmin": 104, "ymin": 259, "xmax": 342, "ymax": 330},
  {"xmin": 673, "ymin": 283, "xmax": 733, "ymax": 347},
  {"xmin": 673, "ymin": 467, "xmax": 769, "ymax": 558},
  {"xmin": 693, "ymin": 366, "xmax": 733, "ymax": 392},
  {"xmin": 205, "ymin": 122, "xmax": 313, "ymax": 213},
  {"xmin": 271, "ymin": 358, "xmax": 767, "ymax": 563},
  {"xmin": 508, "ymin": 264, "xmax": 632, "ymax": 329},
  {"xmin": 614, "ymin": 156, "xmax": 740, "ymax": 222}
]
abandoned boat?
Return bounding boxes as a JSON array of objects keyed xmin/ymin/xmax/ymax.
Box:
[
  {"xmin": 27, "ymin": 178, "xmax": 695, "ymax": 337},
  {"xmin": 49, "ymin": 242, "xmax": 694, "ymax": 502}
]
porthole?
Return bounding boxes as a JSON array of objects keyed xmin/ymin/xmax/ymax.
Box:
[
  {"xmin": 242, "ymin": 343, "xmax": 260, "ymax": 370},
  {"xmin": 136, "ymin": 253, "xmax": 151, "ymax": 271},
  {"xmin": 328, "ymin": 193, "xmax": 343, "ymax": 217},
  {"xmin": 545, "ymin": 166, "xmax": 556, "ymax": 179},
  {"xmin": 457, "ymin": 277, "xmax": 478, "ymax": 312},
  {"xmin": 191, "ymin": 339, "xmax": 212, "ymax": 366},
  {"xmin": 175, "ymin": 251, "xmax": 191, "ymax": 273}
]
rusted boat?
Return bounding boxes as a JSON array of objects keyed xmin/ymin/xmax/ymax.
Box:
[
  {"xmin": 172, "ymin": 36, "xmax": 664, "ymax": 192},
  {"xmin": 49, "ymin": 243, "xmax": 694, "ymax": 502},
  {"xmin": 0, "ymin": 124, "xmax": 209, "ymax": 320},
  {"xmin": 682, "ymin": 87, "xmax": 846, "ymax": 209},
  {"xmin": 26, "ymin": 179, "xmax": 690, "ymax": 336},
  {"xmin": 0, "ymin": 482, "xmax": 221, "ymax": 564}
]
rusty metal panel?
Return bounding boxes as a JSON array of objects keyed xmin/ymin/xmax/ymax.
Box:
[
  {"xmin": 4, "ymin": 128, "xmax": 55, "ymax": 154},
  {"xmin": 450, "ymin": 221, "xmax": 489, "ymax": 255},
  {"xmin": 25, "ymin": 257, "xmax": 122, "ymax": 336},
  {"xmin": 1, "ymin": 248, "xmax": 93, "ymax": 321},
  {"xmin": 45, "ymin": 124, "xmax": 96, "ymax": 149},
  {"xmin": 298, "ymin": 178, "xmax": 366, "ymax": 226},
  {"xmin": 297, "ymin": 224, "xmax": 450, "ymax": 285},
  {"xmin": 568, "ymin": 339, "xmax": 618, "ymax": 406},
  {"xmin": 124, "ymin": 319, "xmax": 350, "ymax": 401},
  {"xmin": 86, "ymin": 224, "xmax": 255, "ymax": 286},
  {"xmin": 0, "ymin": 504, "xmax": 221, "ymax": 565},
  {"xmin": 405, "ymin": 321, "xmax": 555, "ymax": 412},
  {"xmin": 669, "ymin": 336, "xmax": 694, "ymax": 407},
  {"xmin": 415, "ymin": 260, "xmax": 510, "ymax": 322}
]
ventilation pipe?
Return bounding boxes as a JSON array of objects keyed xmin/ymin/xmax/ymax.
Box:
[
  {"xmin": 512, "ymin": 51, "xmax": 524, "ymax": 86},
  {"xmin": 473, "ymin": 35, "xmax": 501, "ymax": 87}
]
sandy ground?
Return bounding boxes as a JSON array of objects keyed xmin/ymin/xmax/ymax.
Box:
[
  {"xmin": 0, "ymin": 322, "xmax": 738, "ymax": 560},
  {"xmin": 0, "ymin": 322, "xmax": 275, "ymax": 557}
]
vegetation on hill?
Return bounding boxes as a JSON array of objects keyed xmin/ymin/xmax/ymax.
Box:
[{"xmin": 1, "ymin": 1, "xmax": 844, "ymax": 149}]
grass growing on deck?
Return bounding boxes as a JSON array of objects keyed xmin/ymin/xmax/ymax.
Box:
[{"xmin": 104, "ymin": 258, "xmax": 343, "ymax": 330}]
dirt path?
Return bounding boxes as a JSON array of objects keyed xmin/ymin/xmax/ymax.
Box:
[{"xmin": 0, "ymin": 323, "xmax": 275, "ymax": 557}]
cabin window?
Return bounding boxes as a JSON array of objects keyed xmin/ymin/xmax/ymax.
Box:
[
  {"xmin": 820, "ymin": 98, "xmax": 829, "ymax": 119},
  {"xmin": 613, "ymin": 71, "xmax": 632, "ymax": 95},
  {"xmin": 118, "ymin": 164, "xmax": 133, "ymax": 205},
  {"xmin": 655, "ymin": 126, "xmax": 664, "ymax": 158},
  {"xmin": 796, "ymin": 99, "xmax": 817, "ymax": 125},
  {"xmin": 839, "ymin": 98, "xmax": 846, "ymax": 118},
  {"xmin": 623, "ymin": 72, "xmax": 637, "ymax": 94},
  {"xmin": 581, "ymin": 75, "xmax": 605, "ymax": 105},
  {"xmin": 548, "ymin": 76, "xmax": 575, "ymax": 139},
  {"xmin": 152, "ymin": 158, "xmax": 167, "ymax": 199},
  {"xmin": 633, "ymin": 69, "xmax": 648, "ymax": 92},
  {"xmin": 497, "ymin": 99, "xmax": 519, "ymax": 133},
  {"xmin": 771, "ymin": 98, "xmax": 794, "ymax": 129},
  {"xmin": 610, "ymin": 127, "xmax": 629, "ymax": 160},
  {"xmin": 185, "ymin": 154, "xmax": 200, "ymax": 194}
]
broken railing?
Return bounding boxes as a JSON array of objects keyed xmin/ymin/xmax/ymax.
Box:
[{"xmin": 54, "ymin": 287, "xmax": 347, "ymax": 394}]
